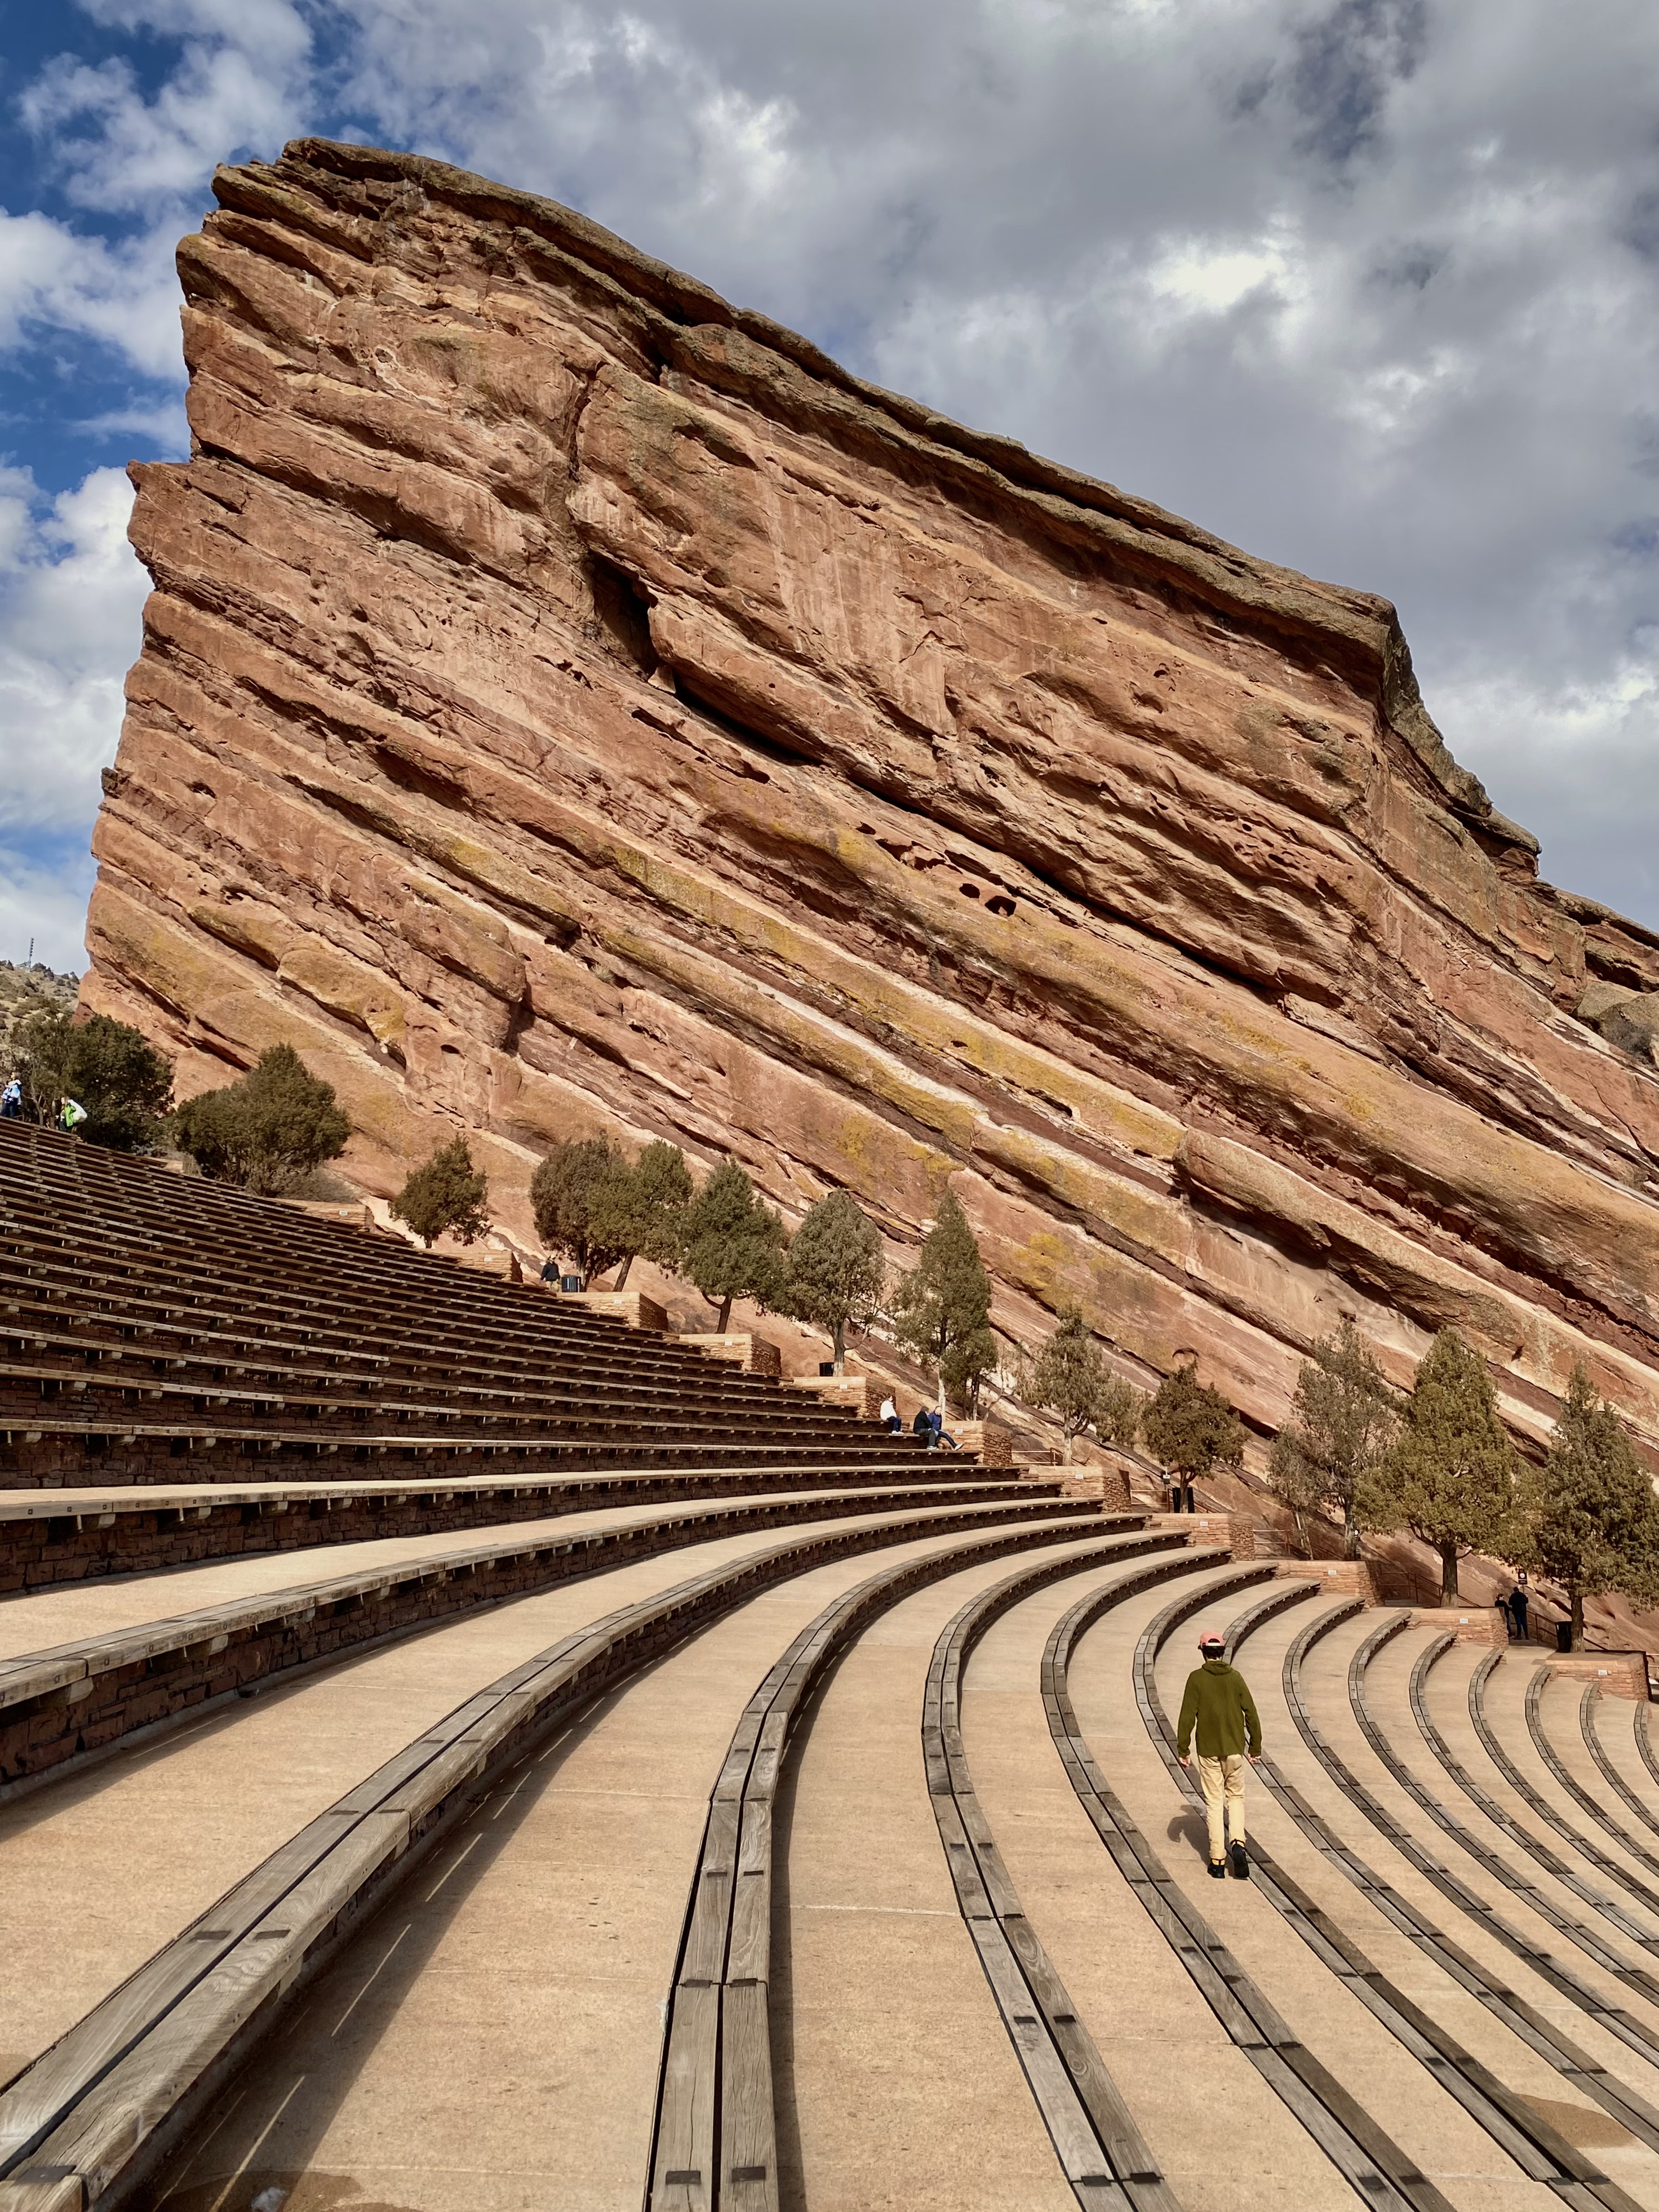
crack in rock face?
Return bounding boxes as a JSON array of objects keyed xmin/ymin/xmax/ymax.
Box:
[{"xmin": 85, "ymin": 135, "xmax": 1659, "ymax": 1460}]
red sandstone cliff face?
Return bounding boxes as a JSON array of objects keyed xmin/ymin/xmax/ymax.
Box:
[{"xmin": 85, "ymin": 138, "xmax": 1659, "ymax": 1454}]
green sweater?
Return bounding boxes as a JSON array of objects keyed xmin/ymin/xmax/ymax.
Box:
[{"xmin": 1177, "ymin": 1658, "xmax": 1262, "ymax": 1760}]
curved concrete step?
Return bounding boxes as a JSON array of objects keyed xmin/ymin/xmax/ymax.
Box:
[
  {"xmin": 1143, "ymin": 1584, "xmax": 1644, "ymax": 2211},
  {"xmin": 646, "ymin": 1527, "xmax": 1186, "ymax": 2212},
  {"xmin": 0, "ymin": 1509, "xmax": 1110, "ymax": 2211}
]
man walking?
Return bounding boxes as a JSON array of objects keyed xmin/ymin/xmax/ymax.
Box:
[{"xmin": 1177, "ymin": 1631, "xmax": 1262, "ymax": 1880}]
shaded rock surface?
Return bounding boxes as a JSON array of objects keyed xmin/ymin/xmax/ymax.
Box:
[{"xmin": 85, "ymin": 138, "xmax": 1659, "ymax": 1456}]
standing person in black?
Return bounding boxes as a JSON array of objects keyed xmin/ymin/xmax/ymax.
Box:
[{"xmin": 1511, "ymin": 1575, "xmax": 1530, "ymax": 1644}]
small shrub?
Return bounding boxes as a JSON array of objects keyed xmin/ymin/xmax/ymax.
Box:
[
  {"xmin": 391, "ymin": 1137, "xmax": 490, "ymax": 1247},
  {"xmin": 171, "ymin": 1044, "xmax": 350, "ymax": 1193}
]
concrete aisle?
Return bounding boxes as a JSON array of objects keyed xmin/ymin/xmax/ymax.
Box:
[
  {"xmin": 774, "ymin": 1540, "xmax": 1128, "ymax": 2212},
  {"xmin": 961, "ymin": 1556, "xmax": 1357, "ymax": 2212},
  {"xmin": 1417, "ymin": 1636, "xmax": 1659, "ymax": 1932},
  {"xmin": 152, "ymin": 1519, "xmax": 1106, "ymax": 2212},
  {"xmin": 1218, "ymin": 1594, "xmax": 1659, "ymax": 2209},
  {"xmin": 0, "ymin": 1501, "xmax": 1024, "ymax": 2094},
  {"xmin": 0, "ymin": 1485, "xmax": 951, "ymax": 1659},
  {"xmin": 1528, "ymin": 1666, "xmax": 1659, "ymax": 1893},
  {"xmin": 1582, "ymin": 1691, "xmax": 1659, "ymax": 1837},
  {"xmin": 1070, "ymin": 1578, "xmax": 1572, "ymax": 2212}
]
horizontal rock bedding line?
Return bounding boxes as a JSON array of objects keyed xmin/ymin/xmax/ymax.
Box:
[
  {"xmin": 0, "ymin": 1509, "xmax": 1119, "ymax": 2212},
  {"xmin": 0, "ymin": 1491, "xmax": 1115, "ymax": 1797},
  {"xmin": 0, "ymin": 1463, "xmax": 1037, "ymax": 1589},
  {"xmin": 648, "ymin": 1523, "xmax": 1191, "ymax": 2211}
]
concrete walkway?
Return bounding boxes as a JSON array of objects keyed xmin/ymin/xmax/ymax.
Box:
[
  {"xmin": 0, "ymin": 1502, "xmax": 1040, "ymax": 2096},
  {"xmin": 962, "ymin": 1555, "xmax": 1353, "ymax": 2212},
  {"xmin": 774, "ymin": 1542, "xmax": 1132, "ymax": 2212},
  {"xmin": 149, "ymin": 1518, "xmax": 1101, "ymax": 2212}
]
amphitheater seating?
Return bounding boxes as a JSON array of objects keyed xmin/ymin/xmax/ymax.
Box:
[
  {"xmin": 0, "ymin": 1121, "xmax": 940, "ymax": 1488},
  {"xmin": 6, "ymin": 1130, "xmax": 1659, "ymax": 2210}
]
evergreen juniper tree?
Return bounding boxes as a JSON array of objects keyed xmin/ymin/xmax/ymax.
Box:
[
  {"xmin": 18, "ymin": 1009, "xmax": 172, "ymax": 1151},
  {"xmin": 782, "ymin": 1188, "xmax": 884, "ymax": 1373},
  {"xmin": 679, "ymin": 1158, "xmax": 789, "ymax": 1331},
  {"xmin": 171, "ymin": 1045, "xmax": 349, "ymax": 1193},
  {"xmin": 391, "ymin": 1137, "xmax": 490, "ymax": 1248},
  {"xmin": 530, "ymin": 1136, "xmax": 632, "ymax": 1285},
  {"xmin": 1359, "ymin": 1327, "xmax": 1516, "ymax": 1606},
  {"xmin": 1518, "ymin": 1362, "xmax": 1659, "ymax": 1650},
  {"xmin": 1023, "ymin": 1306, "xmax": 1125, "ymax": 1461},
  {"xmin": 600, "ymin": 1140, "xmax": 694, "ymax": 1290},
  {"xmin": 890, "ymin": 1189, "xmax": 996, "ymax": 1414},
  {"xmin": 1270, "ymin": 1318, "xmax": 1399, "ymax": 1560},
  {"xmin": 1141, "ymin": 1361, "xmax": 1245, "ymax": 1496}
]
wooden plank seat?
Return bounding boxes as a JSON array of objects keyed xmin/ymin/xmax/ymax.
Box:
[
  {"xmin": 922, "ymin": 1548, "xmax": 1462, "ymax": 2212},
  {"xmin": 1524, "ymin": 1667, "xmax": 1659, "ymax": 1886},
  {"xmin": 0, "ymin": 1500, "xmax": 1117, "ymax": 2211},
  {"xmin": 1452, "ymin": 1644, "xmax": 1659, "ymax": 1921},
  {"xmin": 1037, "ymin": 1576, "xmax": 1446, "ymax": 2210},
  {"xmin": 0, "ymin": 1491, "xmax": 1107, "ymax": 1803},
  {"xmin": 0, "ymin": 1245, "xmax": 848, "ymax": 1425},
  {"xmin": 1581, "ymin": 1686, "xmax": 1659, "ymax": 1845},
  {"xmin": 1358, "ymin": 1626, "xmax": 1659, "ymax": 1971},
  {"xmin": 647, "ymin": 1523, "xmax": 1184, "ymax": 2212},
  {"xmin": 0, "ymin": 1465, "xmax": 1054, "ymax": 1590},
  {"xmin": 0, "ymin": 1308, "xmax": 815, "ymax": 1415},
  {"xmin": 0, "ymin": 1300, "xmax": 844, "ymax": 1435},
  {"xmin": 1216, "ymin": 1592, "xmax": 1659, "ymax": 2175},
  {"xmin": 0, "ymin": 1236, "xmax": 800, "ymax": 1392},
  {"xmin": 0, "ymin": 1422, "xmax": 954, "ymax": 1499},
  {"xmin": 0, "ymin": 1354, "xmax": 901, "ymax": 1437}
]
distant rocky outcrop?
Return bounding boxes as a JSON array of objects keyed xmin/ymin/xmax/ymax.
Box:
[
  {"xmin": 84, "ymin": 137, "xmax": 1659, "ymax": 1463},
  {"xmin": 0, "ymin": 960, "xmax": 78, "ymax": 1072}
]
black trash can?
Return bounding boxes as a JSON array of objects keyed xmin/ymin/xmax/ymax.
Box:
[{"xmin": 1556, "ymin": 1620, "xmax": 1572, "ymax": 1653}]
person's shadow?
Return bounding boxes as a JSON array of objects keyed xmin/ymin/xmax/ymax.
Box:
[{"xmin": 1166, "ymin": 1807, "xmax": 1208, "ymax": 1855}]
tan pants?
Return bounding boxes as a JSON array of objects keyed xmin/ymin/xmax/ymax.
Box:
[{"xmin": 1196, "ymin": 1752, "xmax": 1247, "ymax": 1862}]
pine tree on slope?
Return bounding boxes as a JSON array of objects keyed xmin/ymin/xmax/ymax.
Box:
[{"xmin": 1360, "ymin": 1327, "xmax": 1516, "ymax": 1606}]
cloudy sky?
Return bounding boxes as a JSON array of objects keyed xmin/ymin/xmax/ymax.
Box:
[{"xmin": 1, "ymin": 0, "xmax": 1654, "ymax": 972}]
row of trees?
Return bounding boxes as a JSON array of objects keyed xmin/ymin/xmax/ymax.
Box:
[
  {"xmin": 25, "ymin": 1009, "xmax": 1659, "ymax": 1644},
  {"xmin": 1271, "ymin": 1318, "xmax": 1659, "ymax": 1643},
  {"xmin": 529, "ymin": 1136, "xmax": 999, "ymax": 1398},
  {"xmin": 8, "ymin": 1009, "xmax": 354, "ymax": 1197}
]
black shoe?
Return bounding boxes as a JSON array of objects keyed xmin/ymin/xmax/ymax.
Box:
[
  {"xmin": 1230, "ymin": 1842, "xmax": 1249, "ymax": 1880},
  {"xmin": 1207, "ymin": 1859, "xmax": 1227, "ymax": 1880}
]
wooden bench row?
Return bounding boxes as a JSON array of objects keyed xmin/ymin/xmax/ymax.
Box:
[
  {"xmin": 648, "ymin": 1522, "xmax": 1179, "ymax": 2211},
  {"xmin": 0, "ymin": 1499, "xmax": 1115, "ymax": 2211},
  {"xmin": 0, "ymin": 1462, "xmax": 1039, "ymax": 1590},
  {"xmin": 1172, "ymin": 1583, "xmax": 1659, "ymax": 2188},
  {"xmin": 0, "ymin": 1491, "xmax": 1102, "ymax": 1801}
]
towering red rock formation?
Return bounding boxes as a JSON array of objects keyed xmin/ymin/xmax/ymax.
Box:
[{"xmin": 87, "ymin": 137, "xmax": 1659, "ymax": 1453}]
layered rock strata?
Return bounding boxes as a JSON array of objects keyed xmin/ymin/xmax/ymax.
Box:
[{"xmin": 86, "ymin": 138, "xmax": 1659, "ymax": 1456}]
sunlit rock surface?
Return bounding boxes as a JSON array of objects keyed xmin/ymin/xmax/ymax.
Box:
[{"xmin": 85, "ymin": 137, "xmax": 1659, "ymax": 1454}]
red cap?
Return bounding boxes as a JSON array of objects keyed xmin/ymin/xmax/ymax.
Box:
[{"xmin": 1199, "ymin": 1634, "xmax": 1225, "ymax": 1654}]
